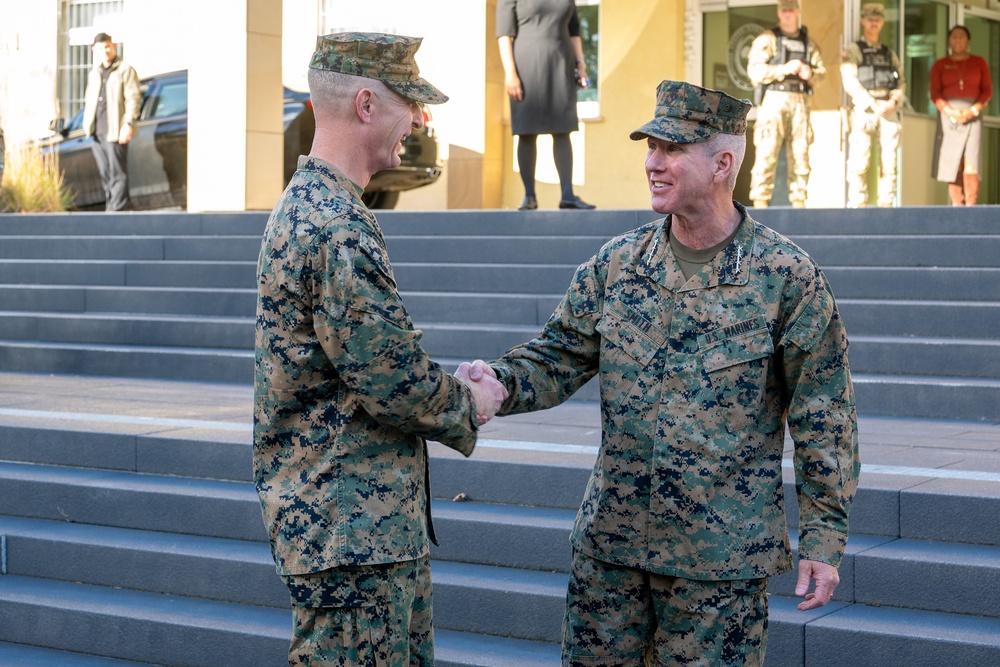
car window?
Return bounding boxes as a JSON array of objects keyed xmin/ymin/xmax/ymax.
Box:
[
  {"xmin": 67, "ymin": 109, "xmax": 85, "ymax": 132},
  {"xmin": 146, "ymin": 81, "xmax": 188, "ymax": 119}
]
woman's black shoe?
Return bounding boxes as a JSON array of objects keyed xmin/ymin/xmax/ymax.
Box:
[
  {"xmin": 518, "ymin": 196, "xmax": 538, "ymax": 210},
  {"xmin": 558, "ymin": 196, "xmax": 596, "ymax": 210}
]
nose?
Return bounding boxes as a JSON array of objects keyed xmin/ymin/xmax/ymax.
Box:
[
  {"xmin": 645, "ymin": 148, "xmax": 662, "ymax": 172},
  {"xmin": 411, "ymin": 103, "xmax": 424, "ymax": 130}
]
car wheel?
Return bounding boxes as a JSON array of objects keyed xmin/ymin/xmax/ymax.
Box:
[{"xmin": 362, "ymin": 190, "xmax": 400, "ymax": 209}]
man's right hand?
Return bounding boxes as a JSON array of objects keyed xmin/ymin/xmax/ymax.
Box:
[{"xmin": 455, "ymin": 361, "xmax": 508, "ymax": 425}]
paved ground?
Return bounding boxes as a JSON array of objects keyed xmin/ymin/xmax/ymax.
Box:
[{"xmin": 1, "ymin": 371, "xmax": 999, "ymax": 483}]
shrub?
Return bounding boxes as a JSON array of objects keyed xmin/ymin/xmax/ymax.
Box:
[{"xmin": 0, "ymin": 141, "xmax": 73, "ymax": 212}]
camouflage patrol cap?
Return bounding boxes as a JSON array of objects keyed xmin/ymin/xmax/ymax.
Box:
[
  {"xmin": 778, "ymin": 0, "xmax": 800, "ymax": 9},
  {"xmin": 861, "ymin": 3, "xmax": 885, "ymax": 19},
  {"xmin": 629, "ymin": 80, "xmax": 751, "ymax": 144},
  {"xmin": 309, "ymin": 32, "xmax": 448, "ymax": 104}
]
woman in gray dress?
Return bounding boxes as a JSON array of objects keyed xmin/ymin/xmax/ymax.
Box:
[{"xmin": 497, "ymin": 0, "xmax": 595, "ymax": 210}]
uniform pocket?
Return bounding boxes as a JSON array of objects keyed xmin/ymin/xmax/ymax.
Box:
[
  {"xmin": 595, "ymin": 302, "xmax": 666, "ymax": 413},
  {"xmin": 285, "ymin": 567, "xmax": 389, "ymax": 608},
  {"xmin": 352, "ymin": 231, "xmax": 412, "ymax": 330},
  {"xmin": 699, "ymin": 318, "xmax": 773, "ymax": 433}
]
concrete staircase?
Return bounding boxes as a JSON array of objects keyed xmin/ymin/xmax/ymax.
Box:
[
  {"xmin": 1, "ymin": 207, "xmax": 999, "ymax": 666},
  {"xmin": 0, "ymin": 207, "xmax": 997, "ymax": 419}
]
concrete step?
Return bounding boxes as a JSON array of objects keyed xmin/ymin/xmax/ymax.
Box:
[
  {"xmin": 0, "ymin": 575, "xmax": 563, "ymax": 667},
  {"xmin": 0, "ymin": 643, "xmax": 157, "ymax": 666},
  {"xmin": 854, "ymin": 538, "xmax": 1000, "ymax": 618},
  {"xmin": 433, "ymin": 629, "xmax": 560, "ymax": 667},
  {"xmin": 430, "ymin": 499, "xmax": 576, "ymax": 573},
  {"xmin": 404, "ymin": 290, "xmax": 564, "ymax": 327},
  {"xmin": 0, "ymin": 311, "xmax": 253, "ymax": 349},
  {"xmin": 0, "ymin": 212, "xmax": 268, "ymax": 237},
  {"xmin": 0, "ymin": 575, "xmax": 289, "ymax": 667},
  {"xmin": 0, "ymin": 339, "xmax": 252, "ymax": 384},
  {"xmin": 853, "ymin": 373, "xmax": 1000, "ymax": 422},
  {"xmin": 0, "ymin": 236, "xmax": 260, "ymax": 262},
  {"xmin": 423, "ymin": 560, "xmax": 566, "ymax": 643},
  {"xmin": 418, "ymin": 322, "xmax": 542, "ymax": 360},
  {"xmin": 0, "ymin": 513, "xmax": 569, "ymax": 641},
  {"xmin": 387, "ymin": 235, "xmax": 613, "ymax": 266},
  {"xmin": 0, "ymin": 516, "xmax": 287, "ymax": 608},
  {"xmin": 0, "ymin": 259, "xmax": 256, "ymax": 289},
  {"xmin": 0, "ymin": 285, "xmax": 256, "ymax": 317},
  {"xmin": 848, "ymin": 335, "xmax": 1000, "ymax": 379},
  {"xmin": 377, "ymin": 209, "xmax": 654, "ymax": 238},
  {"xmin": 837, "ymin": 299, "xmax": 1000, "ymax": 339},
  {"xmin": 822, "ymin": 266, "xmax": 1000, "ymax": 301},
  {"xmin": 0, "ymin": 423, "xmax": 251, "ymax": 482},
  {"xmin": 785, "ymin": 234, "xmax": 1000, "ymax": 268},
  {"xmin": 0, "ymin": 460, "xmax": 264, "ymax": 542},
  {"xmin": 797, "ymin": 600, "xmax": 1000, "ymax": 667}
]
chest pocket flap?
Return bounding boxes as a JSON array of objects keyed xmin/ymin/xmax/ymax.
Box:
[
  {"xmin": 699, "ymin": 316, "xmax": 774, "ymax": 372},
  {"xmin": 596, "ymin": 301, "xmax": 667, "ymax": 366},
  {"xmin": 357, "ymin": 230, "xmax": 396, "ymax": 289}
]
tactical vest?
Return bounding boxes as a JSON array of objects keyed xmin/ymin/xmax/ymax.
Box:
[
  {"xmin": 765, "ymin": 28, "xmax": 811, "ymax": 94},
  {"xmin": 856, "ymin": 40, "xmax": 898, "ymax": 99}
]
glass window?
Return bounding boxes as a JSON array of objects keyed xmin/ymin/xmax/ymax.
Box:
[
  {"xmin": 148, "ymin": 81, "xmax": 188, "ymax": 119},
  {"xmin": 57, "ymin": 0, "xmax": 127, "ymax": 119},
  {"xmin": 903, "ymin": 0, "xmax": 949, "ymax": 116},
  {"xmin": 702, "ymin": 5, "xmax": 776, "ymax": 103},
  {"xmin": 964, "ymin": 13, "xmax": 1000, "ymax": 118},
  {"xmin": 576, "ymin": 0, "xmax": 600, "ymax": 112}
]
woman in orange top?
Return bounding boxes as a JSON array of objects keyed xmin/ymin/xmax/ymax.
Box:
[{"xmin": 930, "ymin": 25, "xmax": 993, "ymax": 205}]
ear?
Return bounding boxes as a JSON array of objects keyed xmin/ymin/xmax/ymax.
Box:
[
  {"xmin": 714, "ymin": 150, "xmax": 734, "ymax": 184},
  {"xmin": 355, "ymin": 88, "xmax": 375, "ymax": 123}
]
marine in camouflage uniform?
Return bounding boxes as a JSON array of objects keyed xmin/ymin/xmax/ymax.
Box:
[
  {"xmin": 747, "ymin": 0, "xmax": 825, "ymax": 208},
  {"xmin": 841, "ymin": 3, "xmax": 905, "ymax": 208},
  {"xmin": 482, "ymin": 80, "xmax": 859, "ymax": 666},
  {"xmin": 254, "ymin": 32, "xmax": 505, "ymax": 666}
]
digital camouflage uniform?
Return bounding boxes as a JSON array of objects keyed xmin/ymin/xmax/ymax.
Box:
[
  {"xmin": 747, "ymin": 22, "xmax": 825, "ymax": 206},
  {"xmin": 491, "ymin": 81, "xmax": 859, "ymax": 667},
  {"xmin": 255, "ymin": 32, "xmax": 466, "ymax": 667},
  {"xmin": 841, "ymin": 4, "xmax": 905, "ymax": 208}
]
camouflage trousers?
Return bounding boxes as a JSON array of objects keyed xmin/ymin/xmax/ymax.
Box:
[
  {"xmin": 749, "ymin": 91, "xmax": 813, "ymax": 205},
  {"xmin": 846, "ymin": 107, "xmax": 902, "ymax": 208},
  {"xmin": 282, "ymin": 556, "xmax": 433, "ymax": 667},
  {"xmin": 562, "ymin": 550, "xmax": 768, "ymax": 667}
]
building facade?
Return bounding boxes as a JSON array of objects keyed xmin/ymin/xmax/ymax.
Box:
[{"xmin": 0, "ymin": 0, "xmax": 997, "ymax": 210}]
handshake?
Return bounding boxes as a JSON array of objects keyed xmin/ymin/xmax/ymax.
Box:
[{"xmin": 455, "ymin": 360, "xmax": 508, "ymax": 426}]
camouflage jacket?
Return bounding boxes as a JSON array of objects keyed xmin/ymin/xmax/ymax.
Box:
[
  {"xmin": 491, "ymin": 203, "xmax": 859, "ymax": 580},
  {"xmin": 254, "ymin": 156, "xmax": 478, "ymax": 576}
]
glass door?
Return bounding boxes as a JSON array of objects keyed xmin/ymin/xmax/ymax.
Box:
[
  {"xmin": 959, "ymin": 6, "xmax": 1000, "ymax": 204},
  {"xmin": 702, "ymin": 4, "xmax": 787, "ymax": 204}
]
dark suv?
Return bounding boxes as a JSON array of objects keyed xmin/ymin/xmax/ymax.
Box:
[{"xmin": 41, "ymin": 69, "xmax": 442, "ymax": 210}]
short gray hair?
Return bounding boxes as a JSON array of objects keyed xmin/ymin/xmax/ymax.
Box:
[
  {"xmin": 307, "ymin": 68, "xmax": 379, "ymax": 117},
  {"xmin": 702, "ymin": 132, "xmax": 746, "ymax": 191}
]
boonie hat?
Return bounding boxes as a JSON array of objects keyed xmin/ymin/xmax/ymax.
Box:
[
  {"xmin": 861, "ymin": 3, "xmax": 885, "ymax": 19},
  {"xmin": 309, "ymin": 32, "xmax": 448, "ymax": 104},
  {"xmin": 778, "ymin": 0, "xmax": 800, "ymax": 9},
  {"xmin": 630, "ymin": 80, "xmax": 751, "ymax": 144}
]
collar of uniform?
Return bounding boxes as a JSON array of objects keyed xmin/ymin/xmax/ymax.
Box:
[
  {"xmin": 637, "ymin": 202, "xmax": 753, "ymax": 292},
  {"xmin": 295, "ymin": 155, "xmax": 365, "ymax": 200},
  {"xmin": 635, "ymin": 218, "xmax": 685, "ymax": 292}
]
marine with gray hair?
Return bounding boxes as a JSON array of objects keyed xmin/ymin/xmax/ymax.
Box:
[{"xmin": 462, "ymin": 79, "xmax": 859, "ymax": 665}]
